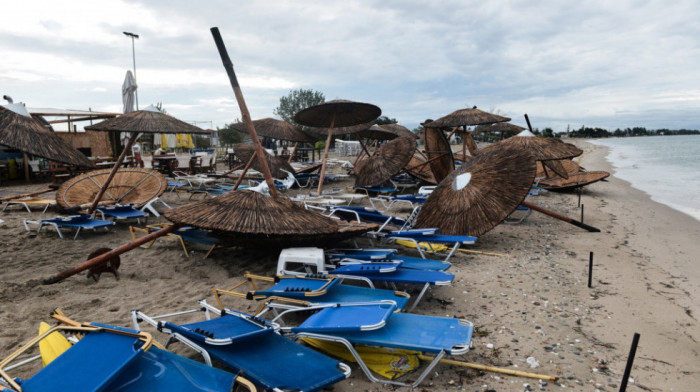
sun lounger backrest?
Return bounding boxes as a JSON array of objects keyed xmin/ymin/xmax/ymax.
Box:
[{"xmin": 18, "ymin": 330, "xmax": 143, "ymax": 391}]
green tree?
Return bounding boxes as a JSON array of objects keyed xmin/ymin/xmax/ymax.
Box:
[
  {"xmin": 217, "ymin": 121, "xmax": 246, "ymax": 146},
  {"xmin": 273, "ymin": 89, "xmax": 325, "ymax": 125},
  {"xmin": 374, "ymin": 116, "xmax": 398, "ymax": 125}
]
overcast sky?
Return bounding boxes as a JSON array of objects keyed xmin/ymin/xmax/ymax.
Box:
[{"xmin": 2, "ymin": 0, "xmax": 699, "ymax": 132}]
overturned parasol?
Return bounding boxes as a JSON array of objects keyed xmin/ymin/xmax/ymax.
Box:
[
  {"xmin": 233, "ymin": 143, "xmax": 295, "ymax": 179},
  {"xmin": 424, "ymin": 126, "xmax": 455, "ymax": 183},
  {"xmin": 56, "ymin": 168, "xmax": 166, "ymax": 209},
  {"xmin": 354, "ymin": 136, "xmax": 417, "ymax": 187},
  {"xmin": 413, "ymin": 144, "xmax": 537, "ymax": 236}
]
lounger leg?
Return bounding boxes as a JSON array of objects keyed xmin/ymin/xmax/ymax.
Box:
[
  {"xmin": 411, "ymin": 350, "xmax": 447, "ymax": 388},
  {"xmin": 73, "ymin": 227, "xmax": 82, "ymax": 240},
  {"xmin": 444, "ymin": 243, "xmax": 460, "ymax": 262},
  {"xmin": 409, "ymin": 282, "xmax": 431, "ymax": 312}
]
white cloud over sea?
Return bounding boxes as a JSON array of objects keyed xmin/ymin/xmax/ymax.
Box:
[{"xmin": 1, "ymin": 0, "xmax": 699, "ymax": 131}]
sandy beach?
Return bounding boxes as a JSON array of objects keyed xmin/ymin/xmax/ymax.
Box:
[{"xmin": 1, "ymin": 140, "xmax": 698, "ymax": 391}]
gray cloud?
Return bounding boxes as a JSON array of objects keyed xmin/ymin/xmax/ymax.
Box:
[{"xmin": 1, "ymin": 0, "xmax": 699, "ymax": 132}]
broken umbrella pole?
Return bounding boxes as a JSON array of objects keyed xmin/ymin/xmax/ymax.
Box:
[
  {"xmin": 42, "ymin": 224, "xmax": 181, "ymax": 285},
  {"xmin": 521, "ymin": 201, "xmax": 600, "ymax": 232},
  {"xmin": 210, "ymin": 26, "xmax": 278, "ymax": 199}
]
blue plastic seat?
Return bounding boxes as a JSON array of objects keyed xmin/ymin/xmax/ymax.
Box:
[
  {"xmin": 23, "ymin": 214, "xmax": 115, "ymax": 240},
  {"xmin": 274, "ymin": 302, "xmax": 474, "ymax": 388},
  {"xmin": 133, "ymin": 305, "xmax": 349, "ymax": 392},
  {"xmin": 97, "ymin": 204, "xmax": 147, "ymax": 224},
  {"xmin": 2, "ymin": 323, "xmax": 246, "ymax": 392}
]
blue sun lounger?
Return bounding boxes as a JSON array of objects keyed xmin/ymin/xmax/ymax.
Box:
[
  {"xmin": 326, "ymin": 248, "xmax": 452, "ymax": 271},
  {"xmin": 384, "ymin": 229, "xmax": 478, "ymax": 262},
  {"xmin": 132, "ymin": 301, "xmax": 349, "ymax": 392},
  {"xmin": 96, "ymin": 204, "xmax": 147, "ymax": 224},
  {"xmin": 23, "ymin": 214, "xmax": 115, "ymax": 240},
  {"xmin": 271, "ymin": 301, "xmax": 474, "ymax": 388},
  {"xmin": 212, "ymin": 273, "xmax": 411, "ymax": 311},
  {"xmin": 328, "ymin": 261, "xmax": 454, "ymax": 311},
  {"xmin": 0, "ymin": 323, "xmax": 253, "ymax": 392},
  {"xmin": 328, "ymin": 206, "xmax": 409, "ymax": 231}
]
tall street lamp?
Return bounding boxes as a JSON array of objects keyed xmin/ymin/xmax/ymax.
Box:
[{"xmin": 123, "ymin": 31, "xmax": 139, "ymax": 110}]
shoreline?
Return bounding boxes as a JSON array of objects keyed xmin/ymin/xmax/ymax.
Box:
[
  {"xmin": 588, "ymin": 135, "xmax": 700, "ymax": 223},
  {"xmin": 0, "ymin": 144, "xmax": 698, "ymax": 391}
]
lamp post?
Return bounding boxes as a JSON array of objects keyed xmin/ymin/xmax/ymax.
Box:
[{"xmin": 123, "ymin": 31, "xmax": 139, "ymax": 110}]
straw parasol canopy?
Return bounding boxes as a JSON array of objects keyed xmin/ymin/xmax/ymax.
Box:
[
  {"xmin": 424, "ymin": 106, "xmax": 511, "ymax": 128},
  {"xmin": 472, "ymin": 122, "xmax": 525, "ymax": 135},
  {"xmin": 536, "ymin": 159, "xmax": 581, "ymax": 178},
  {"xmin": 56, "ymin": 168, "xmax": 167, "ymax": 208},
  {"xmin": 479, "ymin": 130, "xmax": 582, "ymax": 178},
  {"xmin": 293, "ymin": 100, "xmax": 381, "ymax": 128},
  {"xmin": 413, "ymin": 145, "xmax": 537, "ymax": 236},
  {"xmin": 538, "ymin": 171, "xmax": 610, "ymax": 192},
  {"xmin": 423, "ymin": 127, "xmax": 454, "ymax": 182},
  {"xmin": 354, "ymin": 124, "xmax": 397, "ymax": 140},
  {"xmin": 378, "ymin": 123, "xmax": 417, "ymax": 139},
  {"xmin": 304, "ymin": 121, "xmax": 374, "ymax": 137},
  {"xmin": 0, "ymin": 104, "xmax": 94, "ymax": 168},
  {"xmin": 231, "ymin": 118, "xmax": 314, "ymax": 143},
  {"xmin": 405, "ymin": 155, "xmax": 437, "ymax": 184},
  {"xmin": 164, "ymin": 190, "xmax": 375, "ymax": 246},
  {"xmin": 84, "ymin": 105, "xmax": 209, "ymax": 135},
  {"xmin": 354, "ymin": 136, "xmax": 417, "ymax": 186},
  {"xmin": 233, "ymin": 143, "xmax": 294, "ymax": 179}
]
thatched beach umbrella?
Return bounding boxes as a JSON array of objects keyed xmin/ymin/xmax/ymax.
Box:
[
  {"xmin": 425, "ymin": 106, "xmax": 511, "ymax": 159},
  {"xmin": 294, "ymin": 100, "xmax": 381, "ymax": 195},
  {"xmin": 479, "ymin": 129, "xmax": 582, "ymax": 179},
  {"xmin": 404, "ymin": 155, "xmax": 437, "ymax": 184},
  {"xmin": 233, "ymin": 143, "xmax": 294, "ymax": 179},
  {"xmin": 56, "ymin": 168, "xmax": 166, "ymax": 209},
  {"xmin": 231, "ymin": 117, "xmax": 314, "ymax": 143},
  {"xmin": 355, "ymin": 136, "xmax": 417, "ymax": 186},
  {"xmin": 83, "ymin": 105, "xmax": 208, "ymax": 213},
  {"xmin": 413, "ymin": 145, "xmax": 537, "ymax": 237},
  {"xmin": 424, "ymin": 107, "xmax": 511, "ymax": 128},
  {"xmin": 472, "ymin": 122, "xmax": 525, "ymax": 136},
  {"xmin": 424, "ymin": 127, "xmax": 455, "ymax": 182},
  {"xmin": 164, "ymin": 190, "xmax": 374, "ymax": 246},
  {"xmin": 0, "ymin": 103, "xmax": 94, "ymax": 170},
  {"xmin": 537, "ymin": 171, "xmax": 610, "ymax": 192}
]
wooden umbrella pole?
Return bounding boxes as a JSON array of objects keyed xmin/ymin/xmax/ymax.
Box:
[
  {"xmin": 211, "ymin": 27, "xmax": 278, "ymax": 199},
  {"xmin": 233, "ymin": 153, "xmax": 258, "ymax": 190},
  {"xmin": 404, "ymin": 153, "xmax": 448, "ymax": 171},
  {"xmin": 87, "ymin": 132, "xmax": 138, "ymax": 214},
  {"xmin": 521, "ymin": 201, "xmax": 600, "ymax": 232},
  {"xmin": 417, "ymin": 355, "xmax": 558, "ymax": 382},
  {"xmin": 316, "ymin": 118, "xmax": 335, "ymax": 196},
  {"xmin": 287, "ymin": 141, "xmax": 298, "ymax": 163},
  {"xmin": 0, "ymin": 188, "xmax": 53, "ymax": 202},
  {"xmin": 22, "ymin": 152, "xmax": 30, "ymax": 182},
  {"xmin": 218, "ymin": 163, "xmax": 244, "ymax": 178},
  {"xmin": 43, "ymin": 224, "xmax": 182, "ymax": 285}
]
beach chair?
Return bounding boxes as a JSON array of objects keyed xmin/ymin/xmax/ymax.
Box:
[
  {"xmin": 326, "ymin": 248, "xmax": 452, "ymax": 271},
  {"xmin": 131, "ymin": 301, "xmax": 350, "ymax": 392},
  {"xmin": 170, "ymin": 170, "xmax": 216, "ymax": 188},
  {"xmin": 130, "ymin": 224, "xmax": 224, "ymax": 258},
  {"xmin": 96, "ymin": 204, "xmax": 147, "ymax": 224},
  {"xmin": 383, "ymin": 229, "xmax": 477, "ymax": 262},
  {"xmin": 354, "ymin": 183, "xmax": 398, "ymax": 197},
  {"xmin": 23, "ymin": 214, "xmax": 114, "ymax": 240},
  {"xmin": 1, "ymin": 197, "xmax": 56, "ymax": 213},
  {"xmin": 269, "ymin": 301, "xmax": 474, "ymax": 388},
  {"xmin": 327, "ymin": 206, "xmax": 410, "ymax": 232},
  {"xmin": 0, "ymin": 321, "xmax": 254, "ymax": 392},
  {"xmin": 140, "ymin": 196, "xmax": 171, "ymax": 217},
  {"xmin": 369, "ymin": 193, "xmax": 428, "ymax": 211},
  {"xmin": 213, "ymin": 272, "xmax": 411, "ymax": 313},
  {"xmin": 277, "ymin": 247, "xmax": 453, "ymax": 311}
]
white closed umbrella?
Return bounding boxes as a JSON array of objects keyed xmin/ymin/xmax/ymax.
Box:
[{"xmin": 120, "ymin": 70, "xmax": 138, "ymax": 146}]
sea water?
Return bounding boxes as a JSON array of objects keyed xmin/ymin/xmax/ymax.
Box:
[{"xmin": 591, "ymin": 135, "xmax": 700, "ymax": 222}]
